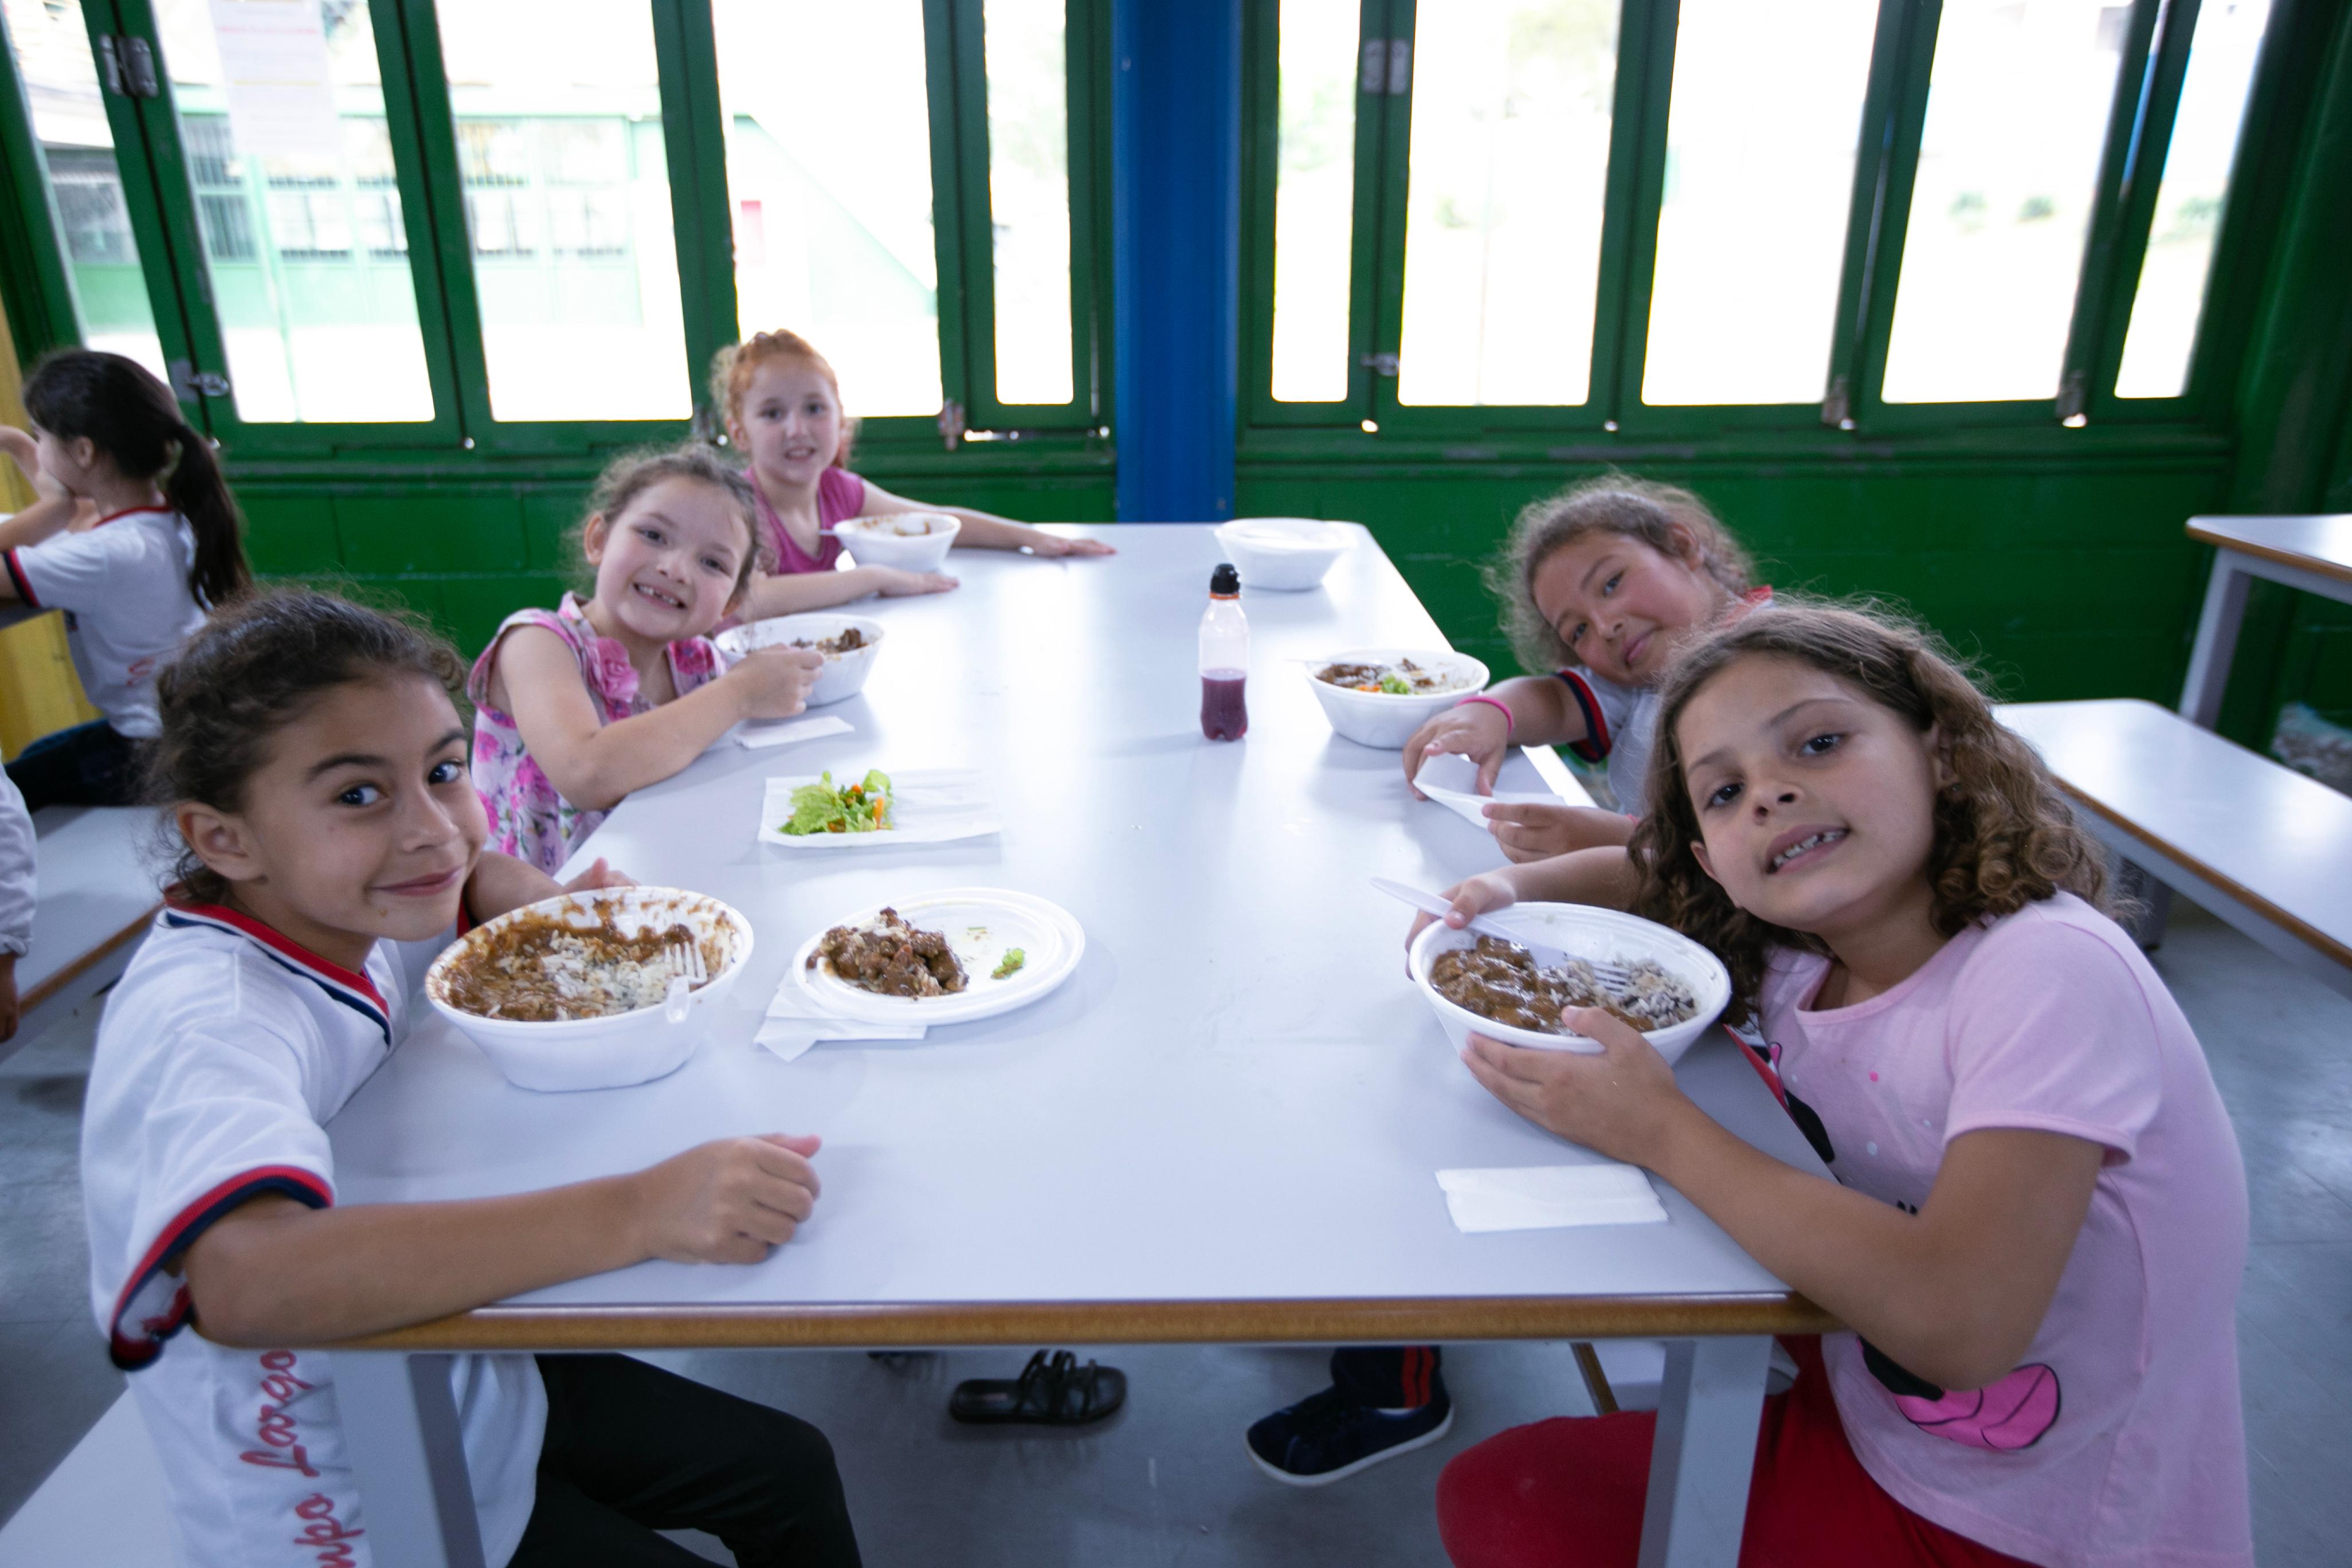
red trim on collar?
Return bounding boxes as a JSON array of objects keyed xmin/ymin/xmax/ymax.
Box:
[
  {"xmin": 88, "ymin": 506, "xmax": 172, "ymax": 529},
  {"xmin": 163, "ymin": 899, "xmax": 387, "ymax": 1012}
]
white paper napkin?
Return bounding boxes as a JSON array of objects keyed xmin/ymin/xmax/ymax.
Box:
[
  {"xmin": 754, "ymin": 975, "xmax": 928, "ymax": 1063},
  {"xmin": 733, "ymin": 714, "xmax": 854, "ymax": 751},
  {"xmin": 1414, "ymin": 752, "xmax": 1585, "ymax": 829},
  {"xmin": 1434, "ymin": 1164, "xmax": 1669, "ymax": 1233},
  {"xmin": 756, "ymin": 769, "xmax": 999, "ymax": 848}
]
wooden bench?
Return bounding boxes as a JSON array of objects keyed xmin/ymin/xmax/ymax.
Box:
[
  {"xmin": 8, "ymin": 806, "xmax": 161, "ymax": 1056},
  {"xmin": 1995, "ymin": 699, "xmax": 2352, "ymax": 1000}
]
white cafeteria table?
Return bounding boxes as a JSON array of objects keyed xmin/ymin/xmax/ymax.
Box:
[{"xmin": 321, "ymin": 523, "xmax": 1836, "ymax": 1568}]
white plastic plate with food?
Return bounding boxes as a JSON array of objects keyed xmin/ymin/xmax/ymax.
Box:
[
  {"xmin": 834, "ymin": 511, "xmax": 959, "ymax": 573},
  {"xmin": 1213, "ymin": 517, "xmax": 1354, "ymax": 591},
  {"xmin": 756, "ymin": 769, "xmax": 999, "ymax": 849},
  {"xmin": 714, "ymin": 613, "xmax": 884, "ymax": 707},
  {"xmin": 1408, "ymin": 903, "xmax": 1729, "ymax": 1066},
  {"xmin": 1306, "ymin": 647, "xmax": 1491, "ymax": 748},
  {"xmin": 790, "ymin": 888, "xmax": 1084, "ymax": 1026},
  {"xmin": 425, "ymin": 887, "xmax": 754, "ymax": 1091}
]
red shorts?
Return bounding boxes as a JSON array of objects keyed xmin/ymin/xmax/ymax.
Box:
[{"xmin": 1435, "ymin": 1338, "xmax": 2033, "ymax": 1568}]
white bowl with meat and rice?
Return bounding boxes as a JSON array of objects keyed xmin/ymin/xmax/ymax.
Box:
[
  {"xmin": 715, "ymin": 612, "xmax": 884, "ymax": 707},
  {"xmin": 1408, "ymin": 903, "xmax": 1729, "ymax": 1067},
  {"xmin": 833, "ymin": 511, "xmax": 959, "ymax": 573},
  {"xmin": 1306, "ymin": 648, "xmax": 1490, "ymax": 748},
  {"xmin": 425, "ymin": 887, "xmax": 754, "ymax": 1091}
]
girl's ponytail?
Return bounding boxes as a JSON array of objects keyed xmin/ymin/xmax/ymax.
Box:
[
  {"xmin": 159, "ymin": 428, "xmax": 252, "ymax": 609},
  {"xmin": 21, "ymin": 349, "xmax": 253, "ymax": 609}
]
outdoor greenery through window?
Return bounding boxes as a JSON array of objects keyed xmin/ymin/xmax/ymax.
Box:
[{"xmin": 714, "ymin": 0, "xmax": 943, "ymax": 420}]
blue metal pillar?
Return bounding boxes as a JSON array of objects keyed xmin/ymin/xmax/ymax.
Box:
[{"xmin": 1111, "ymin": 0, "xmax": 1241, "ymax": 522}]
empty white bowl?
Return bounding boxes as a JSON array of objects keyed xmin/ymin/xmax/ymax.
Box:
[
  {"xmin": 715, "ymin": 613, "xmax": 884, "ymax": 707},
  {"xmin": 1306, "ymin": 648, "xmax": 1491, "ymax": 748},
  {"xmin": 835, "ymin": 511, "xmax": 959, "ymax": 574},
  {"xmin": 1214, "ymin": 517, "xmax": 1353, "ymax": 591},
  {"xmin": 1409, "ymin": 903, "xmax": 1730, "ymax": 1066},
  {"xmin": 425, "ymin": 887, "xmax": 754, "ymax": 1092}
]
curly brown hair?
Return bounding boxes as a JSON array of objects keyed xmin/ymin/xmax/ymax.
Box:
[
  {"xmin": 147, "ymin": 588, "xmax": 468, "ymax": 907},
  {"xmin": 1484, "ymin": 474, "xmax": 1754, "ymax": 674},
  {"xmin": 1626, "ymin": 599, "xmax": 2115, "ymax": 1024}
]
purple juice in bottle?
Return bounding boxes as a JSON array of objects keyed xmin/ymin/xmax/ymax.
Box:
[
  {"xmin": 1199, "ymin": 563, "xmax": 1249, "ymax": 740},
  {"xmin": 1201, "ymin": 670, "xmax": 1248, "ymax": 740}
]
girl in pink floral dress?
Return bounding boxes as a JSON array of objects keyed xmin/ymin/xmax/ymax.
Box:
[{"xmin": 468, "ymin": 445, "xmax": 824, "ymax": 873}]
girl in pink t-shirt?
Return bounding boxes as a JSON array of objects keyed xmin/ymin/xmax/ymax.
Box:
[
  {"xmin": 714, "ymin": 330, "xmax": 1114, "ymax": 620},
  {"xmin": 1429, "ymin": 601, "xmax": 2250, "ymax": 1568}
]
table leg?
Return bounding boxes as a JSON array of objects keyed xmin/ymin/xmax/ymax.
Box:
[
  {"xmin": 336, "ymin": 1350, "xmax": 487, "ymax": 1568},
  {"xmin": 1636, "ymin": 1335, "xmax": 1770, "ymax": 1568},
  {"xmin": 2179, "ymin": 555, "xmax": 2251, "ymax": 729}
]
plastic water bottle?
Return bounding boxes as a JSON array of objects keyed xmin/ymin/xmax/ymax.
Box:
[{"xmin": 1199, "ymin": 562, "xmax": 1248, "ymax": 741}]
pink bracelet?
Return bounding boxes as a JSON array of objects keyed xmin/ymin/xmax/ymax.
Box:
[{"xmin": 1457, "ymin": 693, "xmax": 1514, "ymax": 738}]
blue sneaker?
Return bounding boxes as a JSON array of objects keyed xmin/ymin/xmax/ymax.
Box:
[{"xmin": 1244, "ymin": 1377, "xmax": 1455, "ymax": 1485}]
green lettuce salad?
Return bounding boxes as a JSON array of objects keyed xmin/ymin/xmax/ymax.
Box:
[{"xmin": 781, "ymin": 769, "xmax": 894, "ymax": 835}]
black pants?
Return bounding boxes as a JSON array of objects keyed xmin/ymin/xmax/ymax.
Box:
[
  {"xmin": 508, "ymin": 1354, "xmax": 862, "ymax": 1568},
  {"xmin": 4, "ymin": 719, "xmax": 140, "ymax": 810}
]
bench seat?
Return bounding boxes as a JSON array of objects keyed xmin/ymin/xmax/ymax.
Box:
[{"xmin": 1995, "ymin": 699, "xmax": 2352, "ymax": 998}]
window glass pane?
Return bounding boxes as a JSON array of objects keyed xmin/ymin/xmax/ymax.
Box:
[
  {"xmin": 2115, "ymin": 0, "xmax": 2269, "ymax": 399},
  {"xmin": 1640, "ymin": 0, "xmax": 1877, "ymax": 405},
  {"xmin": 1398, "ymin": 0, "xmax": 1617, "ymax": 408},
  {"xmin": 982, "ymin": 0, "xmax": 1072, "ymax": 406},
  {"xmin": 151, "ymin": 0, "xmax": 433, "ymax": 422},
  {"xmin": 1881, "ymin": 0, "xmax": 2128, "ymax": 404},
  {"xmin": 1268, "ymin": 0, "xmax": 1359, "ymax": 403},
  {"xmin": 5, "ymin": 0, "xmax": 165, "ymax": 378},
  {"xmin": 713, "ymin": 1, "xmax": 941, "ymax": 418},
  {"xmin": 434, "ymin": 0, "xmax": 689, "ymax": 422}
]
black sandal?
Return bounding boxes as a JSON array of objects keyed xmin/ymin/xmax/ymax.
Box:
[{"xmin": 948, "ymin": 1350, "xmax": 1127, "ymax": 1426}]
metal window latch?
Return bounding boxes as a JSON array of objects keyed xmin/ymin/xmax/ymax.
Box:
[
  {"xmin": 1359, "ymin": 351, "xmax": 1400, "ymax": 377},
  {"xmin": 2055, "ymin": 369, "xmax": 2088, "ymax": 425},
  {"xmin": 936, "ymin": 398, "xmax": 967, "ymax": 452},
  {"xmin": 168, "ymin": 359, "xmax": 230, "ymax": 401},
  {"xmin": 1821, "ymin": 374, "xmax": 1852, "ymax": 429},
  {"xmin": 99, "ymin": 37, "xmax": 160, "ymax": 98},
  {"xmin": 1359, "ymin": 39, "xmax": 1412, "ymax": 95}
]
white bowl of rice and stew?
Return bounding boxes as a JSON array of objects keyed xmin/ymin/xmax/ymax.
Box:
[
  {"xmin": 425, "ymin": 887, "xmax": 754, "ymax": 1091},
  {"xmin": 833, "ymin": 511, "xmax": 959, "ymax": 574},
  {"xmin": 714, "ymin": 612, "xmax": 884, "ymax": 706},
  {"xmin": 1408, "ymin": 903, "xmax": 1729, "ymax": 1067},
  {"xmin": 1306, "ymin": 648, "xmax": 1491, "ymax": 749}
]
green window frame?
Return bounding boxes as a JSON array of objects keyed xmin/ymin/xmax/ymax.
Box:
[
  {"xmin": 0, "ymin": 0, "xmax": 1111, "ymax": 462},
  {"xmin": 1240, "ymin": 0, "xmax": 2295, "ymax": 445}
]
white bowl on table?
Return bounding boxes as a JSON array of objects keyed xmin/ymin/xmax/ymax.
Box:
[
  {"xmin": 834, "ymin": 511, "xmax": 959, "ymax": 574},
  {"xmin": 424, "ymin": 887, "xmax": 754, "ymax": 1092},
  {"xmin": 714, "ymin": 613, "xmax": 884, "ymax": 707},
  {"xmin": 1306, "ymin": 648, "xmax": 1491, "ymax": 749},
  {"xmin": 1214, "ymin": 517, "xmax": 1354, "ymax": 591},
  {"xmin": 1409, "ymin": 903, "xmax": 1730, "ymax": 1067}
]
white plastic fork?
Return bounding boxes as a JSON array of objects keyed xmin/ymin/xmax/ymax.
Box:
[
  {"xmin": 662, "ymin": 937, "xmax": 708, "ymax": 1024},
  {"xmin": 1369, "ymin": 877, "xmax": 1634, "ymax": 986}
]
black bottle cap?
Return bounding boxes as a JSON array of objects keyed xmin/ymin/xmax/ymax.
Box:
[{"xmin": 1210, "ymin": 563, "xmax": 1240, "ymax": 595}]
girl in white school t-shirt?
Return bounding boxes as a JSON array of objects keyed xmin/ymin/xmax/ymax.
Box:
[
  {"xmin": 0, "ymin": 350, "xmax": 249, "ymax": 809},
  {"xmin": 81, "ymin": 590, "xmax": 862, "ymax": 1568}
]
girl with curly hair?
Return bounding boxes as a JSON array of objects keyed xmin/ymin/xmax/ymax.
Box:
[
  {"xmin": 1401, "ymin": 475, "xmax": 1769, "ymax": 866},
  {"xmin": 1432, "ymin": 602, "xmax": 2251, "ymax": 1568}
]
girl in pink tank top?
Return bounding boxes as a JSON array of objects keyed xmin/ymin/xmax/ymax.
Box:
[{"xmin": 714, "ymin": 330, "xmax": 1116, "ymax": 621}]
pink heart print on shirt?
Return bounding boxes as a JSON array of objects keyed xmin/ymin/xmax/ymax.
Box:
[{"xmin": 1892, "ymin": 1363, "xmax": 2061, "ymax": 1451}]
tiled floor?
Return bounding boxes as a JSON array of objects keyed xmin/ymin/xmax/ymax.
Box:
[{"xmin": 3, "ymin": 902, "xmax": 2347, "ymax": 1564}]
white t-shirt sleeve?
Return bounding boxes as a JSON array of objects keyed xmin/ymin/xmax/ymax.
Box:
[
  {"xmin": 0, "ymin": 769, "xmax": 31, "ymax": 957},
  {"xmin": 6, "ymin": 526, "xmax": 134, "ymax": 614},
  {"xmin": 1555, "ymin": 668, "xmax": 1638, "ymax": 764},
  {"xmin": 95, "ymin": 1017, "xmax": 335, "ymax": 1369},
  {"xmin": 1942, "ymin": 915, "xmax": 2163, "ymax": 1162}
]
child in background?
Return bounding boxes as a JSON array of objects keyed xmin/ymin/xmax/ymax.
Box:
[
  {"xmin": 84, "ymin": 589, "xmax": 861, "ymax": 1568},
  {"xmin": 716, "ymin": 330, "xmax": 1115, "ymax": 620},
  {"xmin": 471, "ymin": 444, "xmax": 823, "ymax": 873},
  {"xmin": 1, "ymin": 350, "xmax": 251, "ymax": 809},
  {"xmin": 1436, "ymin": 602, "xmax": 2249, "ymax": 1568},
  {"xmin": 1245, "ymin": 479, "xmax": 1769, "ymax": 1486},
  {"xmin": 0, "ymin": 769, "xmax": 30, "ymax": 1042},
  {"xmin": 1403, "ymin": 477, "xmax": 1768, "ymax": 862}
]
